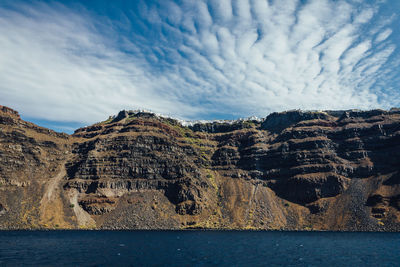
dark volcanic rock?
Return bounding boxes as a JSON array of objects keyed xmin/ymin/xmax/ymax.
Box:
[
  {"xmin": 261, "ymin": 110, "xmax": 332, "ymax": 133},
  {"xmin": 269, "ymin": 174, "xmax": 348, "ymax": 204},
  {"xmin": 189, "ymin": 120, "xmax": 260, "ymax": 133}
]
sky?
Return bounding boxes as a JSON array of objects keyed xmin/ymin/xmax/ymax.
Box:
[{"xmin": 0, "ymin": 0, "xmax": 399, "ymax": 133}]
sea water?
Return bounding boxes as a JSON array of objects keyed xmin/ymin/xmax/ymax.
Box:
[{"xmin": 0, "ymin": 230, "xmax": 399, "ymax": 266}]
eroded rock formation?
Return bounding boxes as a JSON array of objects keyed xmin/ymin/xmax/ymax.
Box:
[{"xmin": 1, "ymin": 105, "xmax": 400, "ymax": 230}]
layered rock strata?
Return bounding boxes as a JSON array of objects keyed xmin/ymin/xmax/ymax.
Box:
[{"xmin": 1, "ymin": 105, "xmax": 400, "ymax": 230}]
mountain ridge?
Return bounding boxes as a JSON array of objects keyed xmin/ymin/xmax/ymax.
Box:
[
  {"xmin": 1, "ymin": 105, "xmax": 400, "ymax": 231},
  {"xmin": 75, "ymin": 107, "xmax": 400, "ymax": 134}
]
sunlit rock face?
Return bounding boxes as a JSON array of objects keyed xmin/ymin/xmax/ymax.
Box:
[{"xmin": 1, "ymin": 105, "xmax": 400, "ymax": 231}]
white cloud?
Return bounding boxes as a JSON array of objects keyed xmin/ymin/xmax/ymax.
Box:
[
  {"xmin": 0, "ymin": 0, "xmax": 398, "ymax": 125},
  {"xmin": 375, "ymin": 28, "xmax": 392, "ymax": 43},
  {"xmin": 209, "ymin": 0, "xmax": 233, "ymax": 23},
  {"xmin": 354, "ymin": 8, "xmax": 375, "ymax": 24},
  {"xmin": 0, "ymin": 3, "xmax": 200, "ymax": 123}
]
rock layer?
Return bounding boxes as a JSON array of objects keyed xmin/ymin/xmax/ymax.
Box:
[{"xmin": 1, "ymin": 106, "xmax": 400, "ymax": 230}]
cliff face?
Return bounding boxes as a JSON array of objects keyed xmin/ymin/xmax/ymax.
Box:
[{"xmin": 1, "ymin": 105, "xmax": 400, "ymax": 230}]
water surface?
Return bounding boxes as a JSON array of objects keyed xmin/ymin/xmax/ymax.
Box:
[{"xmin": 0, "ymin": 231, "xmax": 399, "ymax": 266}]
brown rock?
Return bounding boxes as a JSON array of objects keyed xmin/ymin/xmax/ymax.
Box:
[{"xmin": 1, "ymin": 106, "xmax": 400, "ymax": 230}]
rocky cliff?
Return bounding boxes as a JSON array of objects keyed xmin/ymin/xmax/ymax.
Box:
[{"xmin": 1, "ymin": 105, "xmax": 400, "ymax": 231}]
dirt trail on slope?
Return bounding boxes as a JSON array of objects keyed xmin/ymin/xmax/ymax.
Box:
[
  {"xmin": 40, "ymin": 158, "xmax": 96, "ymax": 229},
  {"xmin": 68, "ymin": 189, "xmax": 96, "ymax": 228},
  {"xmin": 39, "ymin": 161, "xmax": 71, "ymax": 228}
]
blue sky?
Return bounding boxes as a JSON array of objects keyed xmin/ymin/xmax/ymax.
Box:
[{"xmin": 1, "ymin": 0, "xmax": 399, "ymax": 133}]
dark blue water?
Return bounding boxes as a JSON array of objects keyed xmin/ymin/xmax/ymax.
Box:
[{"xmin": 0, "ymin": 231, "xmax": 399, "ymax": 266}]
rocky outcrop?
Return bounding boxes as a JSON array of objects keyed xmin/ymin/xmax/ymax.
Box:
[
  {"xmin": 0, "ymin": 106, "xmax": 74, "ymax": 229},
  {"xmin": 189, "ymin": 120, "xmax": 260, "ymax": 133},
  {"xmin": 261, "ymin": 110, "xmax": 332, "ymax": 132},
  {"xmin": 1, "ymin": 105, "xmax": 400, "ymax": 231}
]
